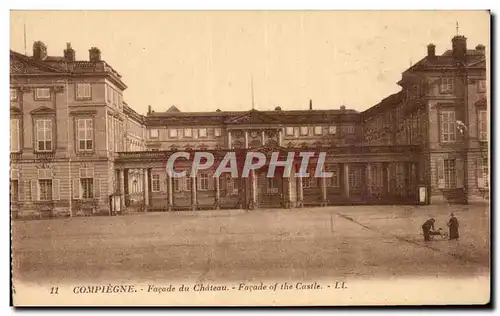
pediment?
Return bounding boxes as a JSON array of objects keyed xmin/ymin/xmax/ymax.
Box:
[
  {"xmin": 10, "ymin": 51, "xmax": 66, "ymax": 75},
  {"xmin": 225, "ymin": 109, "xmax": 279, "ymax": 124},
  {"xmin": 31, "ymin": 106, "xmax": 56, "ymax": 115}
]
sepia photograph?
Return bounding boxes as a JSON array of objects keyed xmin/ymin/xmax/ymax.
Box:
[{"xmin": 8, "ymin": 9, "xmax": 490, "ymax": 306}]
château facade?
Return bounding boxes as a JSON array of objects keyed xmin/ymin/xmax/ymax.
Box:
[{"xmin": 9, "ymin": 35, "xmax": 489, "ymax": 218}]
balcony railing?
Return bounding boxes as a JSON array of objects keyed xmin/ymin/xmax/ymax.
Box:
[{"xmin": 115, "ymin": 145, "xmax": 421, "ymax": 161}]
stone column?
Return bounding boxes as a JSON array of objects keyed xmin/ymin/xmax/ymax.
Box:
[
  {"xmin": 191, "ymin": 173, "xmax": 197, "ymax": 211},
  {"xmin": 167, "ymin": 172, "xmax": 173, "ymax": 211},
  {"xmin": 343, "ymin": 163, "xmax": 350, "ymax": 198},
  {"xmin": 251, "ymin": 169, "xmax": 257, "ymax": 209},
  {"xmin": 261, "ymin": 130, "xmax": 266, "ymax": 146},
  {"xmin": 143, "ymin": 168, "xmax": 149, "ymax": 210},
  {"xmin": 321, "ymin": 176, "xmax": 327, "ymax": 206},
  {"xmin": 228, "ymin": 130, "xmax": 232, "ymax": 149},
  {"xmin": 366, "ymin": 163, "xmax": 372, "ymax": 198},
  {"xmin": 244, "ymin": 130, "xmax": 249, "ymax": 149},
  {"xmin": 215, "ymin": 175, "xmax": 220, "ymax": 210},
  {"xmin": 119, "ymin": 169, "xmax": 125, "ymax": 208},
  {"xmin": 297, "ymin": 173, "xmax": 304, "ymax": 207},
  {"xmin": 382, "ymin": 162, "xmax": 390, "ymax": 196},
  {"xmin": 278, "ymin": 129, "xmax": 283, "ymax": 147},
  {"xmin": 287, "ymin": 176, "xmax": 292, "ymax": 208}
]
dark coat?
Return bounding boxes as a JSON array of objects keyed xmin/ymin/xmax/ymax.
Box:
[{"xmin": 448, "ymin": 216, "xmax": 459, "ymax": 239}]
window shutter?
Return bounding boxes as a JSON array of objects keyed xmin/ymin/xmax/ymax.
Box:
[
  {"xmin": 31, "ymin": 180, "xmax": 38, "ymax": 201},
  {"xmin": 94, "ymin": 178, "xmax": 101, "ymax": 199},
  {"xmin": 73, "ymin": 178, "xmax": 81, "ymax": 199},
  {"xmin": 24, "ymin": 180, "xmax": 31, "ymax": 201},
  {"xmin": 10, "ymin": 168, "xmax": 19, "ymax": 180},
  {"xmin": 437, "ymin": 159, "xmax": 445, "ymax": 189},
  {"xmin": 18, "ymin": 180, "xmax": 25, "ymax": 201},
  {"xmin": 477, "ymin": 157, "xmax": 485, "ymax": 189},
  {"xmin": 52, "ymin": 179, "xmax": 60, "ymax": 200},
  {"xmin": 456, "ymin": 158, "xmax": 464, "ymax": 189}
]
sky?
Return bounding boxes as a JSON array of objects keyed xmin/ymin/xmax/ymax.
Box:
[{"xmin": 10, "ymin": 10, "xmax": 490, "ymax": 115}]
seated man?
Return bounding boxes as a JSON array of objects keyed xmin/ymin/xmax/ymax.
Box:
[{"xmin": 422, "ymin": 218, "xmax": 436, "ymax": 241}]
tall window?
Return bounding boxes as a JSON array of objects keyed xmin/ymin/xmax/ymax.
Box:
[
  {"xmin": 300, "ymin": 126, "xmax": 309, "ymax": 136},
  {"xmin": 267, "ymin": 178, "xmax": 278, "ymax": 194},
  {"xmin": 285, "ymin": 127, "xmax": 294, "ymax": 136},
  {"xmin": 152, "ymin": 174, "xmax": 160, "ymax": 192},
  {"xmin": 37, "ymin": 168, "xmax": 53, "ymax": 201},
  {"xmin": 314, "ymin": 126, "xmax": 323, "ymax": 135},
  {"xmin": 349, "ymin": 168, "xmax": 361, "ymax": 190},
  {"xmin": 35, "ymin": 88, "xmax": 51, "ymax": 100},
  {"xmin": 36, "ymin": 119, "xmax": 52, "ymax": 151},
  {"xmin": 214, "ymin": 128, "xmax": 222, "ymax": 137},
  {"xmin": 10, "ymin": 118, "xmax": 20, "ymax": 152},
  {"xmin": 78, "ymin": 167, "xmax": 94, "ymax": 199},
  {"xmin": 302, "ymin": 167, "xmax": 316, "ymax": 188},
  {"xmin": 184, "ymin": 128, "xmax": 192, "ymax": 138},
  {"xmin": 370, "ymin": 164, "xmax": 383, "ymax": 188},
  {"xmin": 10, "ymin": 88, "xmax": 17, "ymax": 101},
  {"xmin": 325, "ymin": 164, "xmax": 339, "ymax": 187},
  {"xmin": 440, "ymin": 78, "xmax": 454, "ymax": 94},
  {"xmin": 345, "ymin": 125, "xmax": 355, "ymax": 134},
  {"xmin": 440, "ymin": 110, "xmax": 456, "ymax": 143},
  {"xmin": 444, "ymin": 159, "xmax": 457, "ymax": 189},
  {"xmin": 199, "ymin": 172, "xmax": 209, "ymax": 191},
  {"xmin": 77, "ymin": 118, "xmax": 93, "ymax": 151},
  {"xmin": 10, "ymin": 179, "xmax": 19, "ymax": 201},
  {"xmin": 81, "ymin": 179, "xmax": 93, "ymax": 199},
  {"xmin": 479, "ymin": 110, "xmax": 488, "ymax": 141},
  {"xmin": 328, "ymin": 126, "xmax": 337, "ymax": 135},
  {"xmin": 39, "ymin": 179, "xmax": 52, "ymax": 201},
  {"xmin": 76, "ymin": 83, "xmax": 91, "ymax": 99}
]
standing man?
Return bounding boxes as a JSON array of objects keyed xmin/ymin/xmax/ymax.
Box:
[
  {"xmin": 447, "ymin": 213, "xmax": 459, "ymax": 240},
  {"xmin": 422, "ymin": 218, "xmax": 436, "ymax": 241}
]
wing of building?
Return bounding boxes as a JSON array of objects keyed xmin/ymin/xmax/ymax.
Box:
[{"xmin": 9, "ymin": 35, "xmax": 488, "ymax": 218}]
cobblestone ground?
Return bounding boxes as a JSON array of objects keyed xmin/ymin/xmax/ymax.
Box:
[{"xmin": 12, "ymin": 204, "xmax": 490, "ymax": 285}]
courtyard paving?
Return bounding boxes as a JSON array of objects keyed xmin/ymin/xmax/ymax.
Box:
[{"xmin": 11, "ymin": 204, "xmax": 490, "ymax": 286}]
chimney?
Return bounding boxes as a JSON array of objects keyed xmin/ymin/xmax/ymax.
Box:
[
  {"xmin": 427, "ymin": 43, "xmax": 436, "ymax": 58},
  {"xmin": 274, "ymin": 106, "xmax": 282, "ymax": 111},
  {"xmin": 64, "ymin": 42, "xmax": 75, "ymax": 62},
  {"xmin": 309, "ymin": 99, "xmax": 313, "ymax": 110},
  {"xmin": 475, "ymin": 44, "xmax": 485, "ymax": 55},
  {"xmin": 340, "ymin": 105, "xmax": 346, "ymax": 111},
  {"xmin": 33, "ymin": 41, "xmax": 47, "ymax": 60},
  {"xmin": 147, "ymin": 105, "xmax": 152, "ymax": 115},
  {"xmin": 89, "ymin": 47, "xmax": 101, "ymax": 62},
  {"xmin": 451, "ymin": 35, "xmax": 467, "ymax": 62}
]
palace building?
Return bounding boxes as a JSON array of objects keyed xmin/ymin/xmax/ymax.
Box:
[{"xmin": 9, "ymin": 35, "xmax": 489, "ymax": 218}]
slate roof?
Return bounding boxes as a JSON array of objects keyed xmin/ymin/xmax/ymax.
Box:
[{"xmin": 10, "ymin": 49, "xmax": 127, "ymax": 89}]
